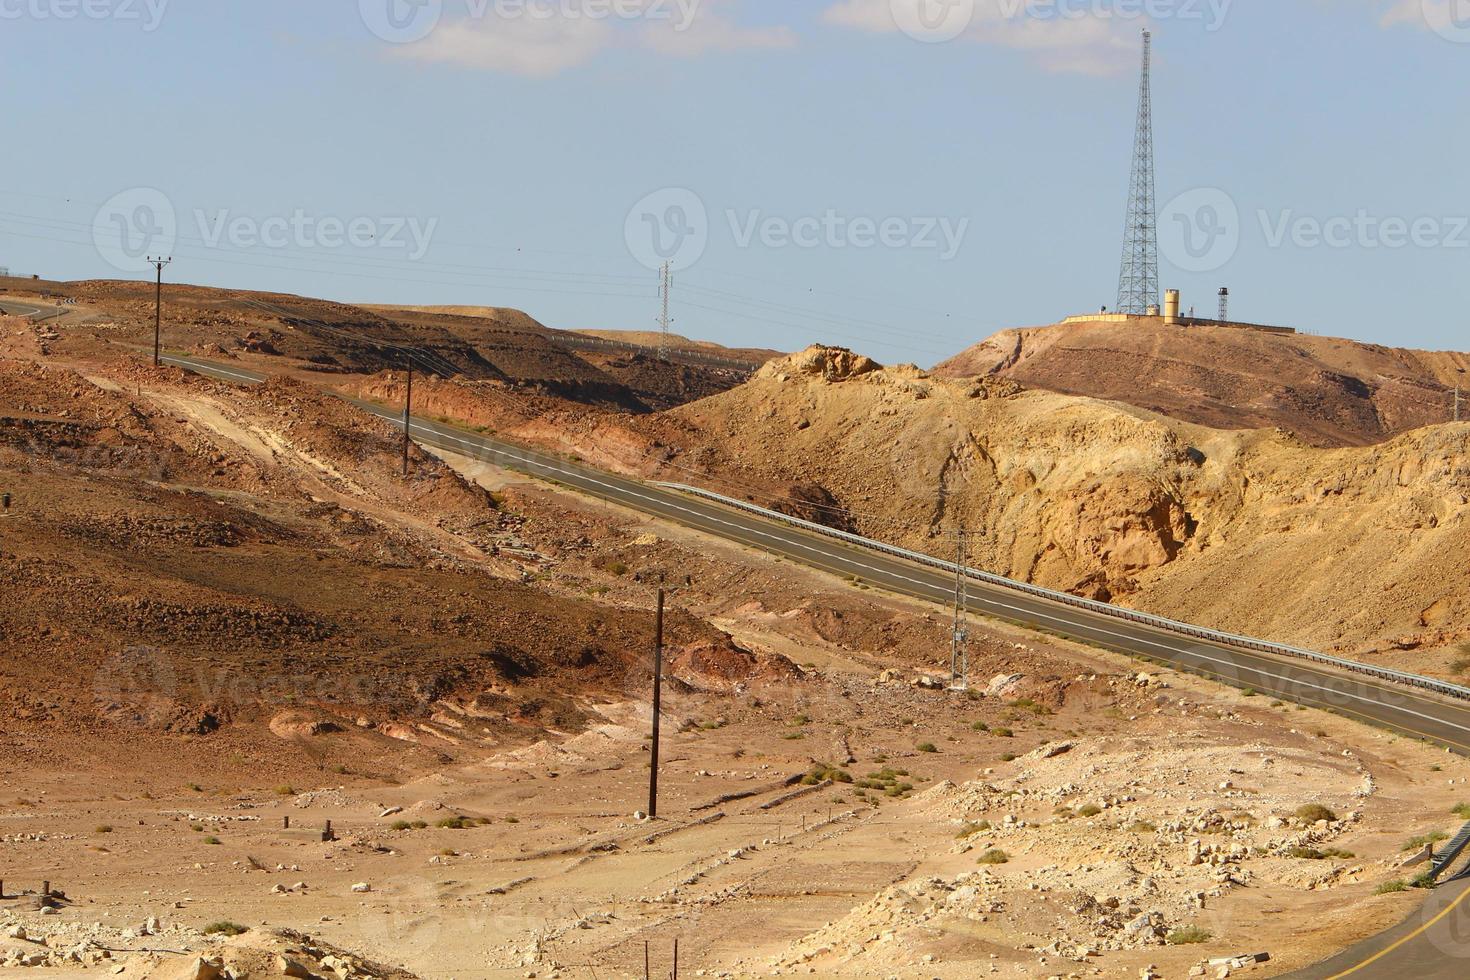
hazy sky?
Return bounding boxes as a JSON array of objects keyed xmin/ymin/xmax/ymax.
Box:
[{"xmin": 3, "ymin": 0, "xmax": 1467, "ymax": 365}]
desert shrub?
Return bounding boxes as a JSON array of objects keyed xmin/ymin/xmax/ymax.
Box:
[
  {"xmin": 971, "ymin": 721, "xmax": 990, "ymax": 732},
  {"xmin": 1374, "ymin": 879, "xmax": 1410, "ymax": 894},
  {"xmin": 1167, "ymin": 926, "xmax": 1211, "ymax": 945},
  {"xmin": 1403, "ymin": 831, "xmax": 1450, "ymax": 852},
  {"xmin": 436, "ymin": 816, "xmax": 474, "ymax": 830},
  {"xmin": 917, "ymin": 743, "xmax": 939, "ymax": 754},
  {"xmin": 956, "ymin": 821, "xmax": 991, "ymax": 839},
  {"xmin": 976, "ymin": 849, "xmax": 1009, "ymax": 865},
  {"xmin": 1076, "ymin": 804, "xmax": 1103, "ymax": 818},
  {"xmin": 203, "ymin": 922, "xmax": 247, "ymax": 937},
  {"xmin": 391, "ymin": 820, "xmax": 412, "ymax": 831},
  {"xmin": 992, "ymin": 727, "xmax": 1014, "ymax": 738},
  {"xmin": 95, "ymin": 825, "xmax": 114, "ymax": 834},
  {"xmin": 203, "ymin": 836, "xmax": 221, "ymax": 845},
  {"xmin": 1294, "ymin": 804, "xmax": 1337, "ymax": 824}
]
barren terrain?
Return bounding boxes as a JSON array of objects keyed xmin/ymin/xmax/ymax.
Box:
[
  {"xmin": 630, "ymin": 346, "xmax": 1470, "ymax": 680},
  {"xmin": 3, "ymin": 283, "xmax": 1470, "ymax": 978},
  {"xmin": 935, "ymin": 320, "xmax": 1470, "ymax": 448}
]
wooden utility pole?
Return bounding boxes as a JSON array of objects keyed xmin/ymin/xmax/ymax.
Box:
[
  {"xmin": 648, "ymin": 588, "xmax": 665, "ymax": 819},
  {"xmin": 149, "ymin": 256, "xmax": 172, "ymax": 366},
  {"xmin": 402, "ymin": 364, "xmax": 414, "ymax": 476}
]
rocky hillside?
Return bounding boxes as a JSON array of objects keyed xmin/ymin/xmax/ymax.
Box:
[
  {"xmin": 3, "ymin": 276, "xmax": 751, "ymax": 413},
  {"xmin": 934, "ymin": 319, "xmax": 1469, "ymax": 448},
  {"xmin": 0, "ymin": 356, "xmax": 773, "ymax": 780},
  {"xmin": 653, "ymin": 346, "xmax": 1470, "ymax": 668}
]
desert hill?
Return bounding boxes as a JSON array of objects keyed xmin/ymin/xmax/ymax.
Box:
[
  {"xmin": 361, "ymin": 305, "xmax": 780, "ymax": 366},
  {"xmin": 2, "ymin": 276, "xmax": 750, "ymax": 412},
  {"xmin": 934, "ymin": 319, "xmax": 1469, "ymax": 448},
  {"xmin": 648, "ymin": 346, "xmax": 1470, "ymax": 670}
]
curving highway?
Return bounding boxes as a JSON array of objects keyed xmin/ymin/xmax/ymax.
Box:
[{"xmin": 153, "ymin": 350, "xmax": 1470, "ymax": 977}]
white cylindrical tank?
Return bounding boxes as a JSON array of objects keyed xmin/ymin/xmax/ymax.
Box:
[{"xmin": 1164, "ymin": 289, "xmax": 1181, "ymax": 325}]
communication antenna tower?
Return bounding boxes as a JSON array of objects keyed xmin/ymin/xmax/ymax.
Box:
[{"xmin": 1116, "ymin": 30, "xmax": 1159, "ymax": 316}]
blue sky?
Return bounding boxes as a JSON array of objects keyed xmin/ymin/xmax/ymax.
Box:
[{"xmin": 2, "ymin": 0, "xmax": 1467, "ymax": 365}]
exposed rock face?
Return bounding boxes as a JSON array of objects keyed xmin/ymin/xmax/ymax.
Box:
[
  {"xmin": 758, "ymin": 346, "xmax": 880, "ymax": 383},
  {"xmin": 660, "ymin": 346, "xmax": 1470, "ymax": 659}
]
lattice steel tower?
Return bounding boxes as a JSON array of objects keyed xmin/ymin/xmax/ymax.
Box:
[{"xmin": 1116, "ymin": 29, "xmax": 1159, "ymax": 316}]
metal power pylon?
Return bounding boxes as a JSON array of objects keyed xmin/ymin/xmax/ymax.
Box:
[
  {"xmin": 656, "ymin": 261, "xmax": 673, "ymax": 362},
  {"xmin": 1116, "ymin": 29, "xmax": 1159, "ymax": 316}
]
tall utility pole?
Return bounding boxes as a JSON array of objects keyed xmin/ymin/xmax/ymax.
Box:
[
  {"xmin": 656, "ymin": 261, "xmax": 673, "ymax": 363},
  {"xmin": 1455, "ymin": 368, "xmax": 1465, "ymax": 423},
  {"xmin": 950, "ymin": 529, "xmax": 969, "ymax": 691},
  {"xmin": 149, "ymin": 256, "xmax": 172, "ymax": 366},
  {"xmin": 647, "ymin": 588, "xmax": 665, "ymax": 819},
  {"xmin": 401, "ymin": 363, "xmax": 414, "ymax": 476},
  {"xmin": 1116, "ymin": 29, "xmax": 1159, "ymax": 316}
]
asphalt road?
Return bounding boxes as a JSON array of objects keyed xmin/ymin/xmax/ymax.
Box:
[
  {"xmin": 153, "ymin": 352, "xmax": 1470, "ymax": 756},
  {"xmin": 0, "ymin": 299, "xmax": 50, "ymax": 319},
  {"xmin": 151, "ymin": 351, "xmax": 1470, "ymax": 977},
  {"xmin": 1281, "ymin": 879, "xmax": 1470, "ymax": 978}
]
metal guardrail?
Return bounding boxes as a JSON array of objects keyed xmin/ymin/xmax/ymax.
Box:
[
  {"xmin": 1430, "ymin": 822, "xmax": 1470, "ymax": 882},
  {"xmin": 656, "ymin": 482, "xmax": 1470, "ymax": 703},
  {"xmin": 553, "ymin": 334, "xmax": 761, "ymax": 374}
]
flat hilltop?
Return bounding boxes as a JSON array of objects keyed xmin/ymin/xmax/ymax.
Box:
[{"xmin": 935, "ymin": 319, "xmax": 1470, "ymax": 448}]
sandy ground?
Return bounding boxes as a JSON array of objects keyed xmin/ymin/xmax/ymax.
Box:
[{"xmin": 3, "ymin": 469, "xmax": 1470, "ymax": 980}]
